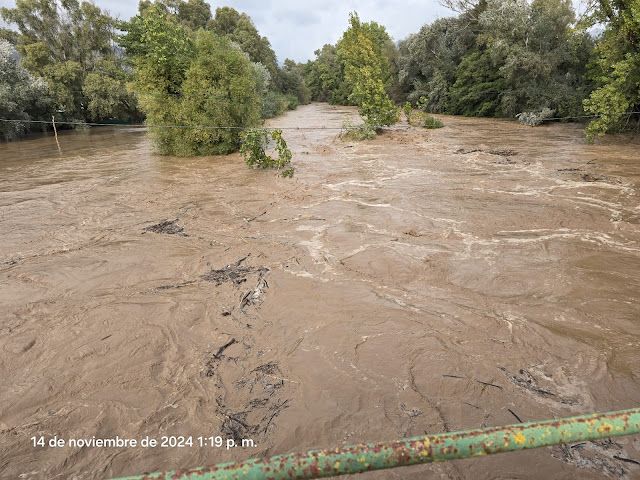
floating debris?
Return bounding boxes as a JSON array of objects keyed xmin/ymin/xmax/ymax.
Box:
[
  {"xmin": 201, "ymin": 255, "xmax": 268, "ymax": 286},
  {"xmin": 239, "ymin": 272, "xmax": 269, "ymax": 310},
  {"xmin": 551, "ymin": 439, "xmax": 636, "ymax": 478},
  {"xmin": 143, "ymin": 218, "xmax": 186, "ymax": 235},
  {"xmin": 456, "ymin": 148, "xmax": 518, "ymax": 156},
  {"xmin": 499, "ymin": 367, "xmax": 579, "ymax": 405}
]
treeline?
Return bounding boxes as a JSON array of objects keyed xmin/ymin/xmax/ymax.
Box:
[
  {"xmin": 2, "ymin": 0, "xmax": 638, "ymax": 146},
  {"xmin": 302, "ymin": 0, "xmax": 640, "ymax": 138},
  {"xmin": 0, "ymin": 0, "xmax": 310, "ymax": 146}
]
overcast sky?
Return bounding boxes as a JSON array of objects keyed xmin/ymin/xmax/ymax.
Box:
[{"xmin": 0, "ymin": 0, "xmax": 453, "ymax": 62}]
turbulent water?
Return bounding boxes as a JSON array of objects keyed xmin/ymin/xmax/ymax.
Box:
[{"xmin": 1, "ymin": 104, "xmax": 639, "ymax": 479}]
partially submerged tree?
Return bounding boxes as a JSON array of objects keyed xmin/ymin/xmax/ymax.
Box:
[
  {"xmin": 337, "ymin": 13, "xmax": 399, "ymax": 127},
  {"xmin": 121, "ymin": 4, "xmax": 260, "ymax": 155}
]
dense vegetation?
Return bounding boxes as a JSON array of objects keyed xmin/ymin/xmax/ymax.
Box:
[
  {"xmin": 1, "ymin": 0, "xmax": 639, "ymax": 145},
  {"xmin": 303, "ymin": 0, "xmax": 640, "ymax": 137},
  {"xmin": 0, "ymin": 0, "xmax": 138, "ymax": 140},
  {"xmin": 0, "ymin": 0, "xmax": 310, "ymax": 148}
]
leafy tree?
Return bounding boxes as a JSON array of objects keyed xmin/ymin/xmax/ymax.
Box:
[
  {"xmin": 304, "ymin": 44, "xmax": 351, "ymax": 104},
  {"xmin": 209, "ymin": 6, "xmax": 279, "ymax": 81},
  {"xmin": 280, "ymin": 59, "xmax": 311, "ymax": 105},
  {"xmin": 1, "ymin": 0, "xmax": 138, "ymax": 123},
  {"xmin": 121, "ymin": 5, "xmax": 260, "ymax": 156},
  {"xmin": 337, "ymin": 12, "xmax": 399, "ymax": 127},
  {"xmin": 0, "ymin": 39, "xmax": 52, "ymax": 140},
  {"xmin": 477, "ymin": 0, "xmax": 593, "ymax": 117},
  {"xmin": 398, "ymin": 0, "xmax": 592, "ymax": 120},
  {"xmin": 398, "ymin": 16, "xmax": 477, "ymax": 111},
  {"xmin": 449, "ymin": 49, "xmax": 505, "ymax": 115},
  {"xmin": 583, "ymin": 0, "xmax": 640, "ymax": 138},
  {"xmin": 137, "ymin": 0, "xmax": 212, "ymax": 30}
]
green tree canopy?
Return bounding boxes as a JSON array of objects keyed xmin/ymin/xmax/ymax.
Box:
[
  {"xmin": 336, "ymin": 12, "xmax": 399, "ymax": 127},
  {"xmin": 583, "ymin": 0, "xmax": 640, "ymax": 138},
  {"xmin": 1, "ymin": 0, "xmax": 138, "ymax": 122},
  {"xmin": 120, "ymin": 4, "xmax": 261, "ymax": 156},
  {"xmin": 303, "ymin": 44, "xmax": 351, "ymax": 104},
  {"xmin": 209, "ymin": 6, "xmax": 279, "ymax": 81},
  {"xmin": 0, "ymin": 39, "xmax": 52, "ymax": 140}
]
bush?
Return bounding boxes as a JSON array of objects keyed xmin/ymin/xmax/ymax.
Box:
[
  {"xmin": 402, "ymin": 101, "xmax": 412, "ymax": 119},
  {"xmin": 240, "ymin": 128, "xmax": 294, "ymax": 177},
  {"xmin": 260, "ymin": 91, "xmax": 301, "ymax": 119},
  {"xmin": 125, "ymin": 8, "xmax": 261, "ymax": 156},
  {"xmin": 408, "ymin": 110, "xmax": 444, "ymax": 129},
  {"xmin": 340, "ymin": 120, "xmax": 376, "ymax": 140},
  {"xmin": 423, "ymin": 114, "xmax": 444, "ymax": 129},
  {"xmin": 285, "ymin": 94, "xmax": 299, "ymax": 110},
  {"xmin": 516, "ymin": 108, "xmax": 555, "ymax": 126},
  {"xmin": 0, "ymin": 40, "xmax": 51, "ymax": 141}
]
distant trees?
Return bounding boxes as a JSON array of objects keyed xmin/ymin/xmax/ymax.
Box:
[
  {"xmin": 1, "ymin": 0, "xmax": 638, "ymax": 144},
  {"xmin": 304, "ymin": 44, "xmax": 351, "ymax": 104},
  {"xmin": 304, "ymin": 13, "xmax": 401, "ymax": 112},
  {"xmin": 397, "ymin": 0, "xmax": 593, "ymax": 120}
]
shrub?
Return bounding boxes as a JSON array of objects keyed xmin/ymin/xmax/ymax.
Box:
[
  {"xmin": 285, "ymin": 94, "xmax": 299, "ymax": 110},
  {"xmin": 240, "ymin": 128, "xmax": 294, "ymax": 177},
  {"xmin": 340, "ymin": 120, "xmax": 376, "ymax": 140},
  {"xmin": 408, "ymin": 110, "xmax": 444, "ymax": 129},
  {"xmin": 423, "ymin": 114, "xmax": 444, "ymax": 129},
  {"xmin": 260, "ymin": 92, "xmax": 300, "ymax": 118},
  {"xmin": 516, "ymin": 108, "xmax": 555, "ymax": 126},
  {"xmin": 0, "ymin": 40, "xmax": 51, "ymax": 141},
  {"xmin": 403, "ymin": 101, "xmax": 412, "ymax": 119},
  {"xmin": 124, "ymin": 8, "xmax": 260, "ymax": 156}
]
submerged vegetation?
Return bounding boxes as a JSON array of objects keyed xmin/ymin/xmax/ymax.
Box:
[
  {"xmin": 1, "ymin": 0, "xmax": 639, "ymax": 146},
  {"xmin": 240, "ymin": 128, "xmax": 294, "ymax": 177}
]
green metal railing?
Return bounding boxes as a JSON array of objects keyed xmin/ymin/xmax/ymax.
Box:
[{"xmin": 114, "ymin": 408, "xmax": 640, "ymax": 480}]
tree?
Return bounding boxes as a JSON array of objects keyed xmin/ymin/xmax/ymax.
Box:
[
  {"xmin": 121, "ymin": 5, "xmax": 261, "ymax": 156},
  {"xmin": 176, "ymin": 32, "xmax": 261, "ymax": 155},
  {"xmin": 1, "ymin": 0, "xmax": 138, "ymax": 123},
  {"xmin": 399, "ymin": 0, "xmax": 593, "ymax": 120},
  {"xmin": 476, "ymin": 0, "xmax": 592, "ymax": 117},
  {"xmin": 398, "ymin": 16, "xmax": 477, "ymax": 111},
  {"xmin": 304, "ymin": 44, "xmax": 351, "ymax": 104},
  {"xmin": 0, "ymin": 39, "xmax": 52, "ymax": 140},
  {"xmin": 209, "ymin": 6, "xmax": 279, "ymax": 81},
  {"xmin": 336, "ymin": 13, "xmax": 399, "ymax": 127},
  {"xmin": 583, "ymin": 0, "xmax": 640, "ymax": 138},
  {"xmin": 137, "ymin": 0, "xmax": 212, "ymax": 30}
]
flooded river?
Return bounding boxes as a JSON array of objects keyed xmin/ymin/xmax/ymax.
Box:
[{"xmin": 1, "ymin": 103, "xmax": 639, "ymax": 479}]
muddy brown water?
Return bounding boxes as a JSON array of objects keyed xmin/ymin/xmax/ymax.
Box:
[{"xmin": 1, "ymin": 104, "xmax": 640, "ymax": 479}]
